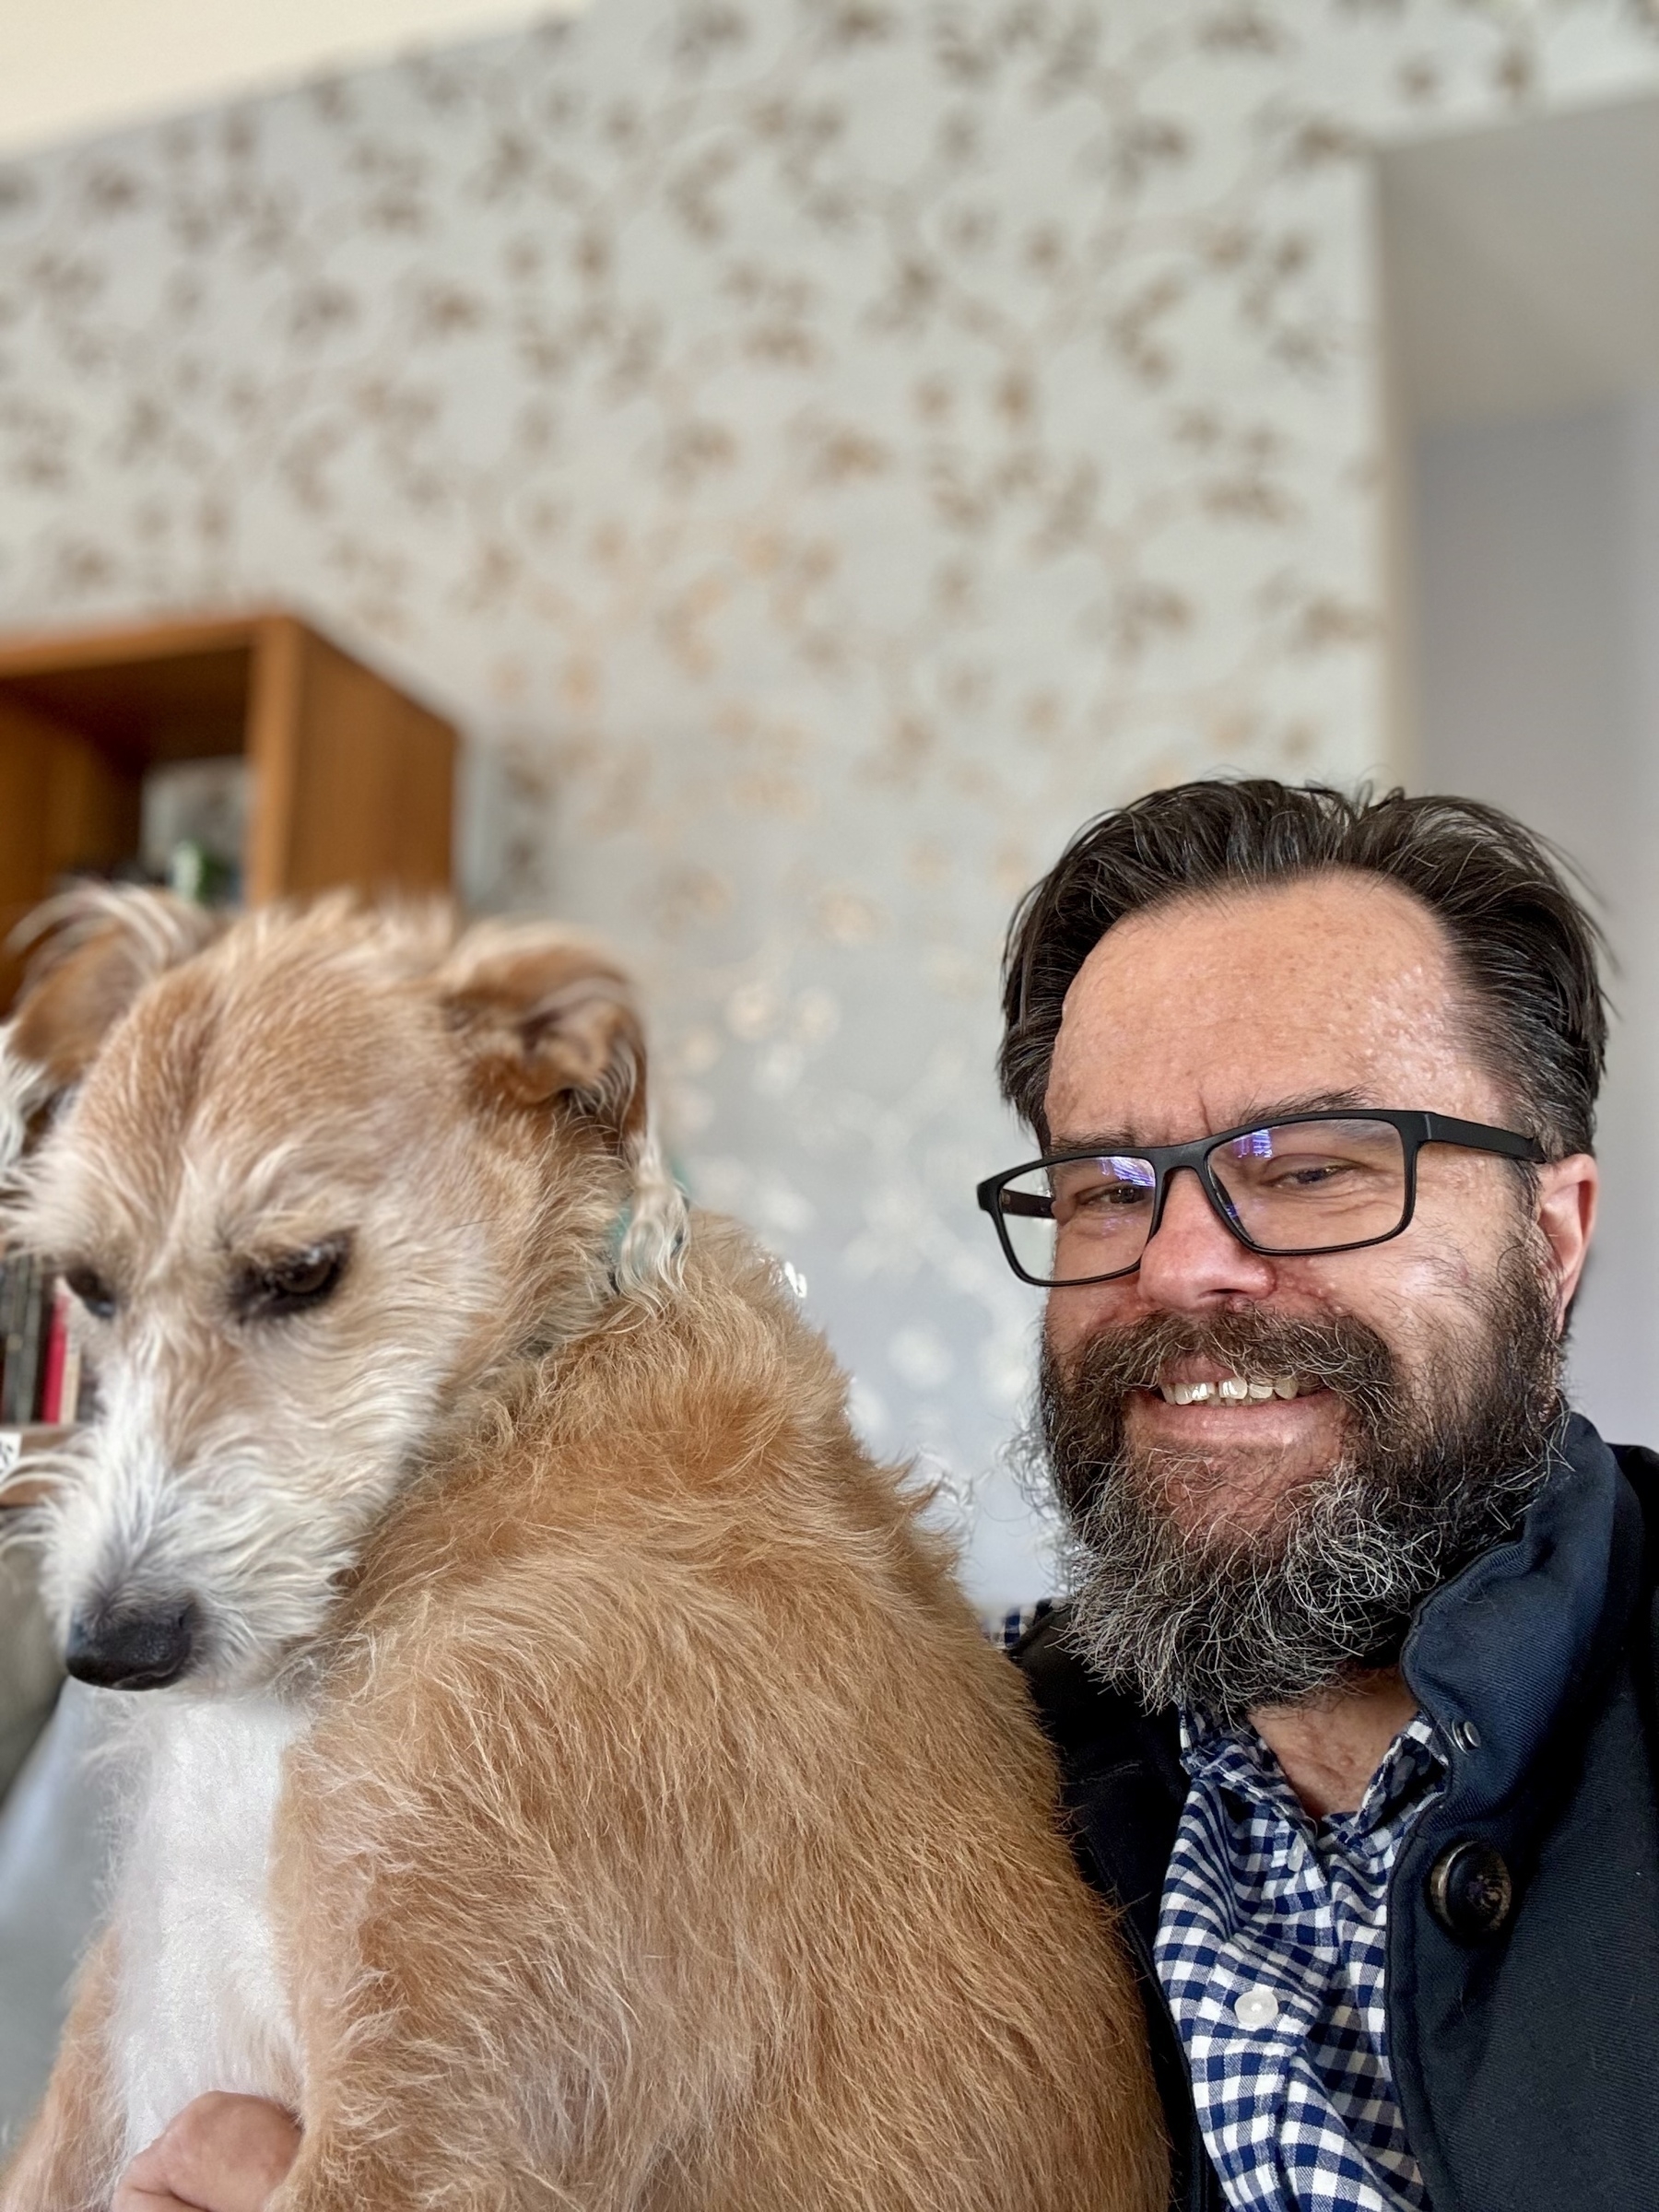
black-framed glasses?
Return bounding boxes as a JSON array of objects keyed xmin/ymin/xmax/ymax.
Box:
[{"xmin": 976, "ymin": 1110, "xmax": 1546, "ymax": 1288}]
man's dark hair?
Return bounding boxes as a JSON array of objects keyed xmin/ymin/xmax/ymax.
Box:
[{"xmin": 999, "ymin": 780, "xmax": 1607, "ymax": 1158}]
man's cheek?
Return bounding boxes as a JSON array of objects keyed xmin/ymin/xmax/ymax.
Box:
[{"xmin": 1043, "ymin": 1280, "xmax": 1142, "ymax": 1368}]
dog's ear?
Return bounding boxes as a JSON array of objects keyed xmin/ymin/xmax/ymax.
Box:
[
  {"xmin": 437, "ymin": 923, "xmax": 648, "ymax": 1137},
  {"xmin": 2, "ymin": 888, "xmax": 223, "ymax": 1171},
  {"xmin": 441, "ymin": 923, "xmax": 687, "ymax": 1297}
]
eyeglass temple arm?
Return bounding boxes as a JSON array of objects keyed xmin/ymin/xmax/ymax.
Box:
[
  {"xmin": 1419, "ymin": 1112, "xmax": 1547, "ymax": 1162},
  {"xmin": 989, "ymin": 1188, "xmax": 1051, "ymax": 1218}
]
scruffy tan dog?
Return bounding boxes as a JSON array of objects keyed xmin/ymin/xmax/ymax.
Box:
[{"xmin": 0, "ymin": 889, "xmax": 1163, "ymax": 2212}]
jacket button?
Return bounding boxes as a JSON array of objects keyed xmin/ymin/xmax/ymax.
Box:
[{"xmin": 1427, "ymin": 1840, "xmax": 1514, "ymax": 1942}]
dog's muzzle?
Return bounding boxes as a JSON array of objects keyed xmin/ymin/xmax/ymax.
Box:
[{"xmin": 65, "ymin": 1598, "xmax": 201, "ymax": 1690}]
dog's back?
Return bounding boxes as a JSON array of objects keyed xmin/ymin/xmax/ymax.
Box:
[
  {"xmin": 286, "ymin": 1218, "xmax": 1164, "ymax": 2209},
  {"xmin": 0, "ymin": 892, "xmax": 1165, "ymax": 2211}
]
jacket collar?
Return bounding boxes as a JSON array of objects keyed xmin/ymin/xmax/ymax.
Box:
[
  {"xmin": 1035, "ymin": 1411, "xmax": 1644, "ymax": 1916},
  {"xmin": 1401, "ymin": 1411, "xmax": 1644, "ymax": 1830}
]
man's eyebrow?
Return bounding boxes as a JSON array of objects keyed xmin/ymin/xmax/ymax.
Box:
[{"xmin": 1048, "ymin": 1088, "xmax": 1374, "ymax": 1155}]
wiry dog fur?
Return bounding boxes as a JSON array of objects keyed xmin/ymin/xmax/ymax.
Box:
[{"xmin": 0, "ymin": 889, "xmax": 1164, "ymax": 2212}]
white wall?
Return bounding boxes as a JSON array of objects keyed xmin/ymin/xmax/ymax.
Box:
[{"xmin": 1414, "ymin": 399, "xmax": 1659, "ymax": 1443}]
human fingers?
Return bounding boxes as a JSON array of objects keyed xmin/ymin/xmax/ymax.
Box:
[
  {"xmin": 112, "ymin": 2093, "xmax": 301, "ymax": 2212},
  {"xmin": 111, "ymin": 2163, "xmax": 195, "ymax": 2212}
]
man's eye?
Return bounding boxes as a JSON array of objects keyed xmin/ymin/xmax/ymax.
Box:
[
  {"xmin": 1071, "ymin": 1182, "xmax": 1151, "ymax": 1210},
  {"xmin": 64, "ymin": 1266, "xmax": 117, "ymax": 1320},
  {"xmin": 233, "ymin": 1239, "xmax": 350, "ymax": 1322},
  {"xmin": 1267, "ymin": 1159, "xmax": 1361, "ymax": 1190}
]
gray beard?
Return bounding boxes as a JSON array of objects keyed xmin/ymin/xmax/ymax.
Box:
[{"xmin": 1040, "ymin": 1245, "xmax": 1565, "ymax": 1721}]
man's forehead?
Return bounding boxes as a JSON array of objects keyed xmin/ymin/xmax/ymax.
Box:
[{"xmin": 1044, "ymin": 871, "xmax": 1495, "ymax": 1144}]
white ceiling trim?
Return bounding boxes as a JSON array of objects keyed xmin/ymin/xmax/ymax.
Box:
[{"xmin": 0, "ymin": 0, "xmax": 586, "ymax": 160}]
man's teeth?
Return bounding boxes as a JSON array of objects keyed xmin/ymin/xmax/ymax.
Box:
[{"xmin": 1158, "ymin": 1374, "xmax": 1302, "ymax": 1406}]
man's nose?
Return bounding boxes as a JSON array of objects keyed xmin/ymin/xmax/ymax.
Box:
[
  {"xmin": 1135, "ymin": 1165, "xmax": 1277, "ymax": 1309},
  {"xmin": 65, "ymin": 1596, "xmax": 200, "ymax": 1690}
]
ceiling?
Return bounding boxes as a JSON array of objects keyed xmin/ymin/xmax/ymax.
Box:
[
  {"xmin": 0, "ymin": 0, "xmax": 583, "ymax": 159},
  {"xmin": 1383, "ymin": 92, "xmax": 1659, "ymax": 429}
]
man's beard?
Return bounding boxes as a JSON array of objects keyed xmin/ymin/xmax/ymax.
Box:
[{"xmin": 1040, "ymin": 1244, "xmax": 1566, "ymax": 1721}]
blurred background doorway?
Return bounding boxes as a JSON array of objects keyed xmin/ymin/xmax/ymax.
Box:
[{"xmin": 1385, "ymin": 93, "xmax": 1659, "ymax": 1445}]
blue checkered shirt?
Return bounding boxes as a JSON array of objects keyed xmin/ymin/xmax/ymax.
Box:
[{"xmin": 1155, "ymin": 1709, "xmax": 1447, "ymax": 2211}]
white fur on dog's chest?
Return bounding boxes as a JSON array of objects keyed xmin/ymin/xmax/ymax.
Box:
[{"xmin": 107, "ymin": 1696, "xmax": 307, "ymax": 2156}]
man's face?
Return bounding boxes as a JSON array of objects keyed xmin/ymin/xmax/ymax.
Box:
[{"xmin": 1040, "ymin": 870, "xmax": 1596, "ymax": 1712}]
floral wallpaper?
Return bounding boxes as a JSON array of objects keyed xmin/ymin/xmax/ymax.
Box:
[{"xmin": 1, "ymin": 0, "xmax": 1657, "ymax": 1601}]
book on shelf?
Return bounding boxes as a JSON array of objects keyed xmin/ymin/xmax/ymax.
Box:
[
  {"xmin": 0, "ymin": 1257, "xmax": 34, "ymax": 1426},
  {"xmin": 0, "ymin": 1258, "xmax": 91, "ymax": 1433}
]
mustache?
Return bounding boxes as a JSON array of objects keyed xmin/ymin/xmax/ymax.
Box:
[{"xmin": 1051, "ymin": 1307, "xmax": 1396, "ymax": 1400}]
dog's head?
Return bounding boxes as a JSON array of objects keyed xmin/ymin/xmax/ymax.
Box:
[{"xmin": 1, "ymin": 888, "xmax": 682, "ymax": 1697}]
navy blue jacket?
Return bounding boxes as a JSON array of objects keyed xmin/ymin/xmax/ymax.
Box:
[{"xmin": 1016, "ymin": 1416, "xmax": 1659, "ymax": 2210}]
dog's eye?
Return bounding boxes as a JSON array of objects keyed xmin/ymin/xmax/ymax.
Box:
[
  {"xmin": 64, "ymin": 1266, "xmax": 117, "ymax": 1321},
  {"xmin": 234, "ymin": 1239, "xmax": 350, "ymax": 1322}
]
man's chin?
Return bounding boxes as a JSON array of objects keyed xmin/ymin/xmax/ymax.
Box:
[{"xmin": 1123, "ymin": 1387, "xmax": 1351, "ymax": 1539}]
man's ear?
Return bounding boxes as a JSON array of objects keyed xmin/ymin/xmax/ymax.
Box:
[
  {"xmin": 1, "ymin": 887, "xmax": 224, "ymax": 1171},
  {"xmin": 1536, "ymin": 1151, "xmax": 1598, "ymax": 1327},
  {"xmin": 437, "ymin": 922, "xmax": 648, "ymax": 1138}
]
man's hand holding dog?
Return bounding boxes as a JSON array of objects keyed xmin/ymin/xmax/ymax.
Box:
[{"xmin": 113, "ymin": 2095, "xmax": 299, "ymax": 2212}]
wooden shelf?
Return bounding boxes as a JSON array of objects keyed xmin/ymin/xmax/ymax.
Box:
[{"xmin": 0, "ymin": 611, "xmax": 459, "ymax": 1005}]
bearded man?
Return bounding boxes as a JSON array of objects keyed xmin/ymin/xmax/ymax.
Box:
[{"xmin": 991, "ymin": 780, "xmax": 1657, "ymax": 2212}]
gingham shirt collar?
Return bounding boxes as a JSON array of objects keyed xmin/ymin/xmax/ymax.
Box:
[{"xmin": 1155, "ymin": 1706, "xmax": 1447, "ymax": 2212}]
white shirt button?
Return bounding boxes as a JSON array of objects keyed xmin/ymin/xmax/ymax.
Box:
[{"xmin": 1233, "ymin": 1985, "xmax": 1280, "ymax": 2030}]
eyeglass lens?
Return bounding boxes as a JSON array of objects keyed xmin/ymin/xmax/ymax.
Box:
[{"xmin": 995, "ymin": 1117, "xmax": 1410, "ymax": 1284}]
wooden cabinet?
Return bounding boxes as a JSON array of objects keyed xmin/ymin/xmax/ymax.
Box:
[{"xmin": 0, "ymin": 611, "xmax": 457, "ymax": 1003}]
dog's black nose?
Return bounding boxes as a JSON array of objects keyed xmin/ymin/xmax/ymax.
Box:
[{"xmin": 65, "ymin": 1600, "xmax": 199, "ymax": 1690}]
